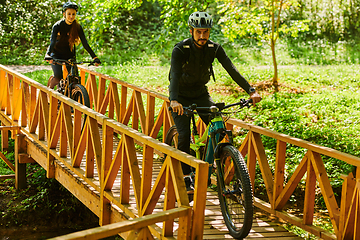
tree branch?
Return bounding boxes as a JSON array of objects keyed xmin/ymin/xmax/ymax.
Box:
[{"xmin": 274, "ymin": 0, "xmax": 284, "ymax": 42}]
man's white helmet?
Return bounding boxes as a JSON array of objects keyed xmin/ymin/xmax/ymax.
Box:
[{"xmin": 188, "ymin": 11, "xmax": 213, "ymax": 29}]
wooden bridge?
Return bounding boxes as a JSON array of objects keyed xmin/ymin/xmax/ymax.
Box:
[{"xmin": 1, "ymin": 64, "xmax": 359, "ymax": 239}]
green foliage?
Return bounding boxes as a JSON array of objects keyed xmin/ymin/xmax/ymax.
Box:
[
  {"xmin": 0, "ymin": 0, "xmax": 162, "ymax": 65},
  {"xmin": 287, "ymin": 0, "xmax": 360, "ymax": 43},
  {"xmin": 250, "ymin": 91, "xmax": 360, "ymax": 159},
  {"xmin": 149, "ymin": 0, "xmax": 216, "ymax": 52},
  {"xmin": 218, "ymin": 0, "xmax": 309, "ymax": 44},
  {"xmin": 1, "ymin": 165, "xmax": 98, "ymax": 229},
  {"xmin": 0, "ymin": 136, "xmax": 15, "ymax": 175},
  {"xmin": 0, "ymin": 0, "xmax": 63, "ymax": 65},
  {"xmin": 2, "ymin": 0, "xmax": 360, "ymax": 66},
  {"xmin": 78, "ymin": 0, "xmax": 162, "ymax": 64},
  {"xmin": 217, "ymin": 0, "xmax": 309, "ymax": 90}
]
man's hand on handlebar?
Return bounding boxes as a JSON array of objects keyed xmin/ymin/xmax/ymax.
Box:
[
  {"xmin": 249, "ymin": 91, "xmax": 261, "ymax": 106},
  {"xmin": 170, "ymin": 100, "xmax": 184, "ymax": 115}
]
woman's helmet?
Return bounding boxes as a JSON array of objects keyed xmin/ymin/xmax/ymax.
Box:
[
  {"xmin": 62, "ymin": 1, "xmax": 78, "ymax": 12},
  {"xmin": 188, "ymin": 12, "xmax": 213, "ymax": 29}
]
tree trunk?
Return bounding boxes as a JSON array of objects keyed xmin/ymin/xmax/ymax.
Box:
[{"xmin": 271, "ymin": 38, "xmax": 279, "ymax": 92}]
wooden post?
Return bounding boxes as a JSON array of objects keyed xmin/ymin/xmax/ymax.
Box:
[
  {"xmin": 191, "ymin": 161, "xmax": 209, "ymax": 240},
  {"xmin": 100, "ymin": 193, "xmax": 111, "ymax": 226},
  {"xmin": 1, "ymin": 122, "xmax": 9, "ymax": 151},
  {"xmin": 47, "ymin": 153, "xmax": 55, "ymax": 179},
  {"xmin": 15, "ymin": 133, "xmax": 27, "ymax": 189},
  {"xmin": 273, "ymin": 140, "xmax": 286, "ymax": 208},
  {"xmin": 100, "ymin": 123, "xmax": 113, "ymax": 226}
]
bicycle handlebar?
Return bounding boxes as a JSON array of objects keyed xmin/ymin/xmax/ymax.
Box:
[
  {"xmin": 49, "ymin": 58, "xmax": 96, "ymax": 66},
  {"xmin": 168, "ymin": 98, "xmax": 252, "ymax": 116}
]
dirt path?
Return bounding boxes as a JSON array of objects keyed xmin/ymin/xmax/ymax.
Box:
[{"xmin": 5, "ymin": 65, "xmax": 52, "ymax": 73}]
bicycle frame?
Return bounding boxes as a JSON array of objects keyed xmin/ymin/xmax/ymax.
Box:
[
  {"xmin": 167, "ymin": 99, "xmax": 254, "ymax": 239},
  {"xmin": 68, "ymin": 63, "xmax": 80, "ymax": 85},
  {"xmin": 190, "ymin": 110, "xmax": 234, "ymax": 181}
]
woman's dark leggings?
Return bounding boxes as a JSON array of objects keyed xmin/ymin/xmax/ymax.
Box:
[
  {"xmin": 48, "ymin": 63, "xmax": 71, "ymax": 89},
  {"xmin": 171, "ymin": 92, "xmax": 215, "ymax": 175}
]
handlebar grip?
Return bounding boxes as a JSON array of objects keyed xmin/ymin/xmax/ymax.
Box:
[{"xmin": 168, "ymin": 106, "xmax": 173, "ymax": 112}]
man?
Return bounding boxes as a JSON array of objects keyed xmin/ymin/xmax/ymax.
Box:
[{"xmin": 169, "ymin": 11, "xmax": 261, "ymax": 193}]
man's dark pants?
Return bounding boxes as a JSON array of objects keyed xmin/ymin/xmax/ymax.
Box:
[{"xmin": 171, "ymin": 92, "xmax": 215, "ymax": 175}]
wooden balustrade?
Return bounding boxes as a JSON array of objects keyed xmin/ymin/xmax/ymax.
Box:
[
  {"xmin": 1, "ymin": 63, "xmax": 360, "ymax": 239},
  {"xmin": 191, "ymin": 86, "xmax": 360, "ymax": 239},
  {"xmin": 0, "ymin": 64, "xmax": 208, "ymax": 240},
  {"xmin": 221, "ymin": 116, "xmax": 360, "ymax": 239}
]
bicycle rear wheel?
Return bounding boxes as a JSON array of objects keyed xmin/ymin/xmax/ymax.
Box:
[
  {"xmin": 47, "ymin": 75, "xmax": 53, "ymax": 88},
  {"xmin": 164, "ymin": 125, "xmax": 178, "ymax": 147},
  {"xmin": 164, "ymin": 125, "xmax": 197, "ymax": 158},
  {"xmin": 216, "ymin": 145, "xmax": 253, "ymax": 239},
  {"xmin": 70, "ymin": 83, "xmax": 90, "ymax": 131}
]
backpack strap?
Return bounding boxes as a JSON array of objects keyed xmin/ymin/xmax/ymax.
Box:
[
  {"xmin": 207, "ymin": 42, "xmax": 220, "ymax": 82},
  {"xmin": 176, "ymin": 38, "xmax": 191, "ymax": 63}
]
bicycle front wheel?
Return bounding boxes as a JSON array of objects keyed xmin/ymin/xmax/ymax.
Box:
[
  {"xmin": 70, "ymin": 83, "xmax": 90, "ymax": 108},
  {"xmin": 216, "ymin": 145, "xmax": 253, "ymax": 239},
  {"xmin": 70, "ymin": 83, "xmax": 90, "ymax": 132}
]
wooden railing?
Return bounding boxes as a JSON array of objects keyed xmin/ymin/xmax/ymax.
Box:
[
  {"xmin": 0, "ymin": 64, "xmax": 209, "ymax": 240},
  {"xmin": 2, "ymin": 63, "xmax": 360, "ymax": 239},
  {"xmin": 220, "ymin": 116, "xmax": 360, "ymax": 239}
]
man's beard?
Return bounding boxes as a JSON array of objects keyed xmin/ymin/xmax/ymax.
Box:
[
  {"xmin": 195, "ymin": 39, "xmax": 207, "ymax": 46},
  {"xmin": 192, "ymin": 35, "xmax": 208, "ymax": 47}
]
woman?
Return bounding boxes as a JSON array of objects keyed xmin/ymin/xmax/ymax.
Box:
[{"xmin": 45, "ymin": 1, "xmax": 100, "ymax": 89}]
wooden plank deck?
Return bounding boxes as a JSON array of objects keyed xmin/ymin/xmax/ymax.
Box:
[{"xmin": 51, "ymin": 129, "xmax": 303, "ymax": 239}]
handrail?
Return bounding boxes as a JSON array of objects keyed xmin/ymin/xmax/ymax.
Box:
[
  {"xmin": 49, "ymin": 207, "xmax": 191, "ymax": 240},
  {"xmin": 227, "ymin": 118, "xmax": 360, "ymax": 166},
  {"xmin": 0, "ymin": 64, "xmax": 208, "ymax": 240}
]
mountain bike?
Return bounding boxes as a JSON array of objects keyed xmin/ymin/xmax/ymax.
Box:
[
  {"xmin": 47, "ymin": 58, "xmax": 94, "ymax": 130},
  {"xmin": 165, "ymin": 99, "xmax": 254, "ymax": 239}
]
